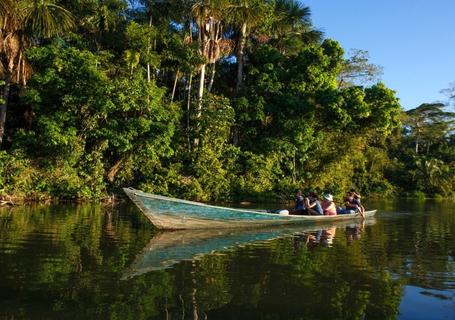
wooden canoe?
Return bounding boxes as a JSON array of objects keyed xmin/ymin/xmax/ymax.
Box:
[{"xmin": 123, "ymin": 188, "xmax": 376, "ymax": 230}]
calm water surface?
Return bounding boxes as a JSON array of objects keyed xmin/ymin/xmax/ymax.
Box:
[{"xmin": 1, "ymin": 200, "xmax": 455, "ymax": 319}]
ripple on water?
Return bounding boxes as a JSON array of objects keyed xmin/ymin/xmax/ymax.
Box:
[{"xmin": 399, "ymin": 285, "xmax": 455, "ymax": 320}]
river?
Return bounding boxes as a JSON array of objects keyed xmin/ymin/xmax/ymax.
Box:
[{"xmin": 1, "ymin": 199, "xmax": 454, "ymax": 319}]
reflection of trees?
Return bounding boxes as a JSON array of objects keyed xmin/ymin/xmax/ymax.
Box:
[
  {"xmin": 0, "ymin": 204, "xmax": 156, "ymax": 318},
  {"xmin": 365, "ymin": 200, "xmax": 455, "ymax": 291},
  {"xmin": 211, "ymin": 235, "xmax": 401, "ymax": 320},
  {"xmin": 155, "ymin": 228, "xmax": 403, "ymax": 320},
  {"xmin": 193, "ymin": 255, "xmax": 232, "ymax": 310},
  {"xmin": 9, "ymin": 201, "xmax": 455, "ymax": 319}
]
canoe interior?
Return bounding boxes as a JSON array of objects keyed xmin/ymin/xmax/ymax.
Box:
[{"xmin": 124, "ymin": 188, "xmax": 377, "ymax": 230}]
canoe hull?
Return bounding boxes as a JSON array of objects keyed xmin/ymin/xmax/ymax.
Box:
[{"xmin": 124, "ymin": 188, "xmax": 376, "ymax": 230}]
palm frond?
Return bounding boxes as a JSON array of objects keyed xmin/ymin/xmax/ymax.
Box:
[{"xmin": 23, "ymin": 0, "xmax": 75, "ymax": 39}]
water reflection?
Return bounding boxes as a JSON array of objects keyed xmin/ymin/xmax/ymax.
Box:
[
  {"xmin": 0, "ymin": 201, "xmax": 455, "ymax": 319},
  {"xmin": 345, "ymin": 222, "xmax": 364, "ymax": 244},
  {"xmin": 161, "ymin": 220, "xmax": 401, "ymax": 320},
  {"xmin": 123, "ymin": 221, "xmax": 372, "ymax": 279},
  {"xmin": 292, "ymin": 227, "xmax": 335, "ymax": 252}
]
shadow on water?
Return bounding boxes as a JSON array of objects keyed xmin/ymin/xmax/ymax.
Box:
[{"xmin": 1, "ymin": 200, "xmax": 455, "ymax": 319}]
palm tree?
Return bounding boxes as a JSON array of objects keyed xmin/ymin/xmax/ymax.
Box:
[
  {"xmin": 227, "ymin": 0, "xmax": 321, "ymax": 94},
  {"xmin": 124, "ymin": 50, "xmax": 141, "ymax": 75},
  {"xmin": 227, "ymin": 0, "xmax": 262, "ymax": 93},
  {"xmin": 269, "ymin": 0, "xmax": 322, "ymax": 54},
  {"xmin": 0, "ymin": 0, "xmax": 74, "ymax": 145},
  {"xmin": 0, "ymin": 0, "xmax": 13, "ymax": 20},
  {"xmin": 414, "ymin": 157, "xmax": 453, "ymax": 196},
  {"xmin": 191, "ymin": 0, "xmax": 230, "ymax": 114},
  {"xmin": 23, "ymin": 0, "xmax": 74, "ymax": 38}
]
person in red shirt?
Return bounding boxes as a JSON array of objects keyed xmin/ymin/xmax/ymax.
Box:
[{"xmin": 321, "ymin": 193, "xmax": 337, "ymax": 215}]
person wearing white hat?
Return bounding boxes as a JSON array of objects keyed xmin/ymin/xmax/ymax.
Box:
[
  {"xmin": 321, "ymin": 193, "xmax": 337, "ymax": 215},
  {"xmin": 323, "ymin": 193, "xmax": 333, "ymax": 201}
]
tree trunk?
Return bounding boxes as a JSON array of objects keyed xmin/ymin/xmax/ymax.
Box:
[
  {"xmin": 171, "ymin": 69, "xmax": 180, "ymax": 103},
  {"xmin": 236, "ymin": 22, "xmax": 247, "ymax": 93},
  {"xmin": 0, "ymin": 76, "xmax": 11, "ymax": 147},
  {"xmin": 207, "ymin": 63, "xmax": 216, "ymax": 93},
  {"xmin": 231, "ymin": 125, "xmax": 239, "ymax": 146},
  {"xmin": 147, "ymin": 13, "xmax": 153, "ymax": 83},
  {"xmin": 194, "ymin": 66, "xmax": 205, "ymax": 147},
  {"xmin": 197, "ymin": 64, "xmax": 206, "ymax": 117},
  {"xmin": 187, "ymin": 73, "xmax": 193, "ymax": 152},
  {"xmin": 107, "ymin": 158, "xmax": 124, "ymax": 183},
  {"xmin": 292, "ymin": 151, "xmax": 296, "ymax": 183}
]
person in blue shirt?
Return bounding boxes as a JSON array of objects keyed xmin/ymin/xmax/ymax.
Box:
[
  {"xmin": 292, "ymin": 190, "xmax": 307, "ymax": 215},
  {"xmin": 294, "ymin": 190, "xmax": 305, "ymax": 212},
  {"xmin": 305, "ymin": 191, "xmax": 323, "ymax": 215}
]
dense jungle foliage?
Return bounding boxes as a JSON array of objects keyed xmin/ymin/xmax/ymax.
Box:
[{"xmin": 1, "ymin": 0, "xmax": 455, "ymax": 201}]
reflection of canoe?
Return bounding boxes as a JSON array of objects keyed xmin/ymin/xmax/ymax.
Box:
[
  {"xmin": 123, "ymin": 188, "xmax": 377, "ymax": 230},
  {"xmin": 121, "ymin": 220, "xmax": 375, "ymax": 279}
]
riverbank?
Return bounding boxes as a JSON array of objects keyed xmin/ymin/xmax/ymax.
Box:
[
  {"xmin": 0, "ymin": 193, "xmax": 119, "ymax": 206},
  {"xmin": 1, "ymin": 190, "xmax": 452, "ymax": 208}
]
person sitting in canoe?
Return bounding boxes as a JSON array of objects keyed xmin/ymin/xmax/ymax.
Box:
[
  {"xmin": 321, "ymin": 193, "xmax": 337, "ymax": 215},
  {"xmin": 293, "ymin": 190, "xmax": 307, "ymax": 214},
  {"xmin": 350, "ymin": 189, "xmax": 366, "ymax": 216},
  {"xmin": 336, "ymin": 192, "xmax": 356, "ymax": 214},
  {"xmin": 305, "ymin": 191, "xmax": 323, "ymax": 215},
  {"xmin": 344, "ymin": 190, "xmax": 365, "ymax": 217}
]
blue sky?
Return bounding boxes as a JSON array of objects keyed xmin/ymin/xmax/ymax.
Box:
[{"xmin": 302, "ymin": 0, "xmax": 455, "ymax": 110}]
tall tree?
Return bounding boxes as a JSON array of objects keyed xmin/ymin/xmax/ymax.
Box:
[
  {"xmin": 191, "ymin": 0, "xmax": 230, "ymax": 115},
  {"xmin": 338, "ymin": 49, "xmax": 383, "ymax": 88},
  {"xmin": 268, "ymin": 0, "xmax": 322, "ymax": 55},
  {"xmin": 405, "ymin": 103, "xmax": 455, "ymax": 154},
  {"xmin": 227, "ymin": 0, "xmax": 262, "ymax": 93},
  {"xmin": 0, "ymin": 0, "xmax": 74, "ymax": 146}
]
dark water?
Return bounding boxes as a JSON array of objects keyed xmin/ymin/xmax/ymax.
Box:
[{"xmin": 1, "ymin": 200, "xmax": 455, "ymax": 320}]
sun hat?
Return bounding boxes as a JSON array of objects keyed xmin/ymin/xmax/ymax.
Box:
[{"xmin": 323, "ymin": 193, "xmax": 333, "ymax": 201}]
